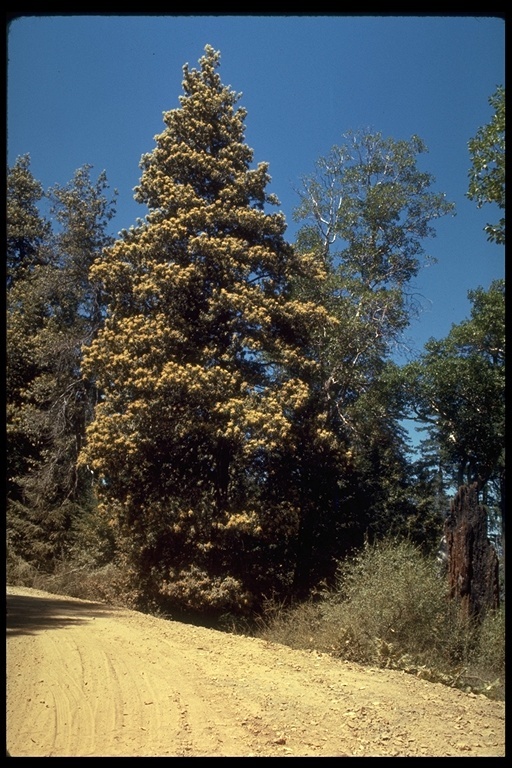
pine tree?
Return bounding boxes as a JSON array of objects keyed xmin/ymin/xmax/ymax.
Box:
[
  {"xmin": 7, "ymin": 162, "xmax": 116, "ymax": 569},
  {"xmin": 7, "ymin": 154, "xmax": 51, "ymax": 289},
  {"xmin": 7, "ymin": 156, "xmax": 52, "ymax": 502},
  {"xmin": 80, "ymin": 46, "xmax": 334, "ymax": 613}
]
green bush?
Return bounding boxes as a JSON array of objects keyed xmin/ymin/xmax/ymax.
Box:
[
  {"xmin": 255, "ymin": 537, "xmax": 505, "ymax": 699},
  {"xmin": 328, "ymin": 538, "xmax": 448, "ymax": 665},
  {"xmin": 475, "ymin": 606, "xmax": 505, "ymax": 671}
]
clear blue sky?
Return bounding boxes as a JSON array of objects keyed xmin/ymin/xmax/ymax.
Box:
[{"xmin": 7, "ymin": 13, "xmax": 505, "ymax": 361}]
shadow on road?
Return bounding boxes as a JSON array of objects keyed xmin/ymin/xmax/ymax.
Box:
[{"xmin": 6, "ymin": 592, "xmax": 116, "ymax": 637}]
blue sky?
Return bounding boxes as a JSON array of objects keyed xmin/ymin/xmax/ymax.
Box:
[{"xmin": 7, "ymin": 13, "xmax": 505, "ymax": 362}]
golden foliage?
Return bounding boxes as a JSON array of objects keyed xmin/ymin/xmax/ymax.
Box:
[{"xmin": 79, "ymin": 46, "xmax": 340, "ymax": 611}]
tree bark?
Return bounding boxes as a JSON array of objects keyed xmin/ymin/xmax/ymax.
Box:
[{"xmin": 444, "ymin": 483, "xmax": 499, "ymax": 621}]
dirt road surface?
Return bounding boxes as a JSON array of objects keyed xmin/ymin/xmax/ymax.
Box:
[{"xmin": 6, "ymin": 586, "xmax": 505, "ymax": 757}]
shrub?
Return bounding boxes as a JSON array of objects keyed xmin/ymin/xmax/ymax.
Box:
[
  {"xmin": 327, "ymin": 538, "xmax": 449, "ymax": 665},
  {"xmin": 159, "ymin": 565, "xmax": 253, "ymax": 614},
  {"xmin": 467, "ymin": 607, "xmax": 505, "ymax": 699},
  {"xmin": 6, "ymin": 549, "xmax": 128, "ymax": 607},
  {"xmin": 255, "ymin": 537, "xmax": 505, "ymax": 699}
]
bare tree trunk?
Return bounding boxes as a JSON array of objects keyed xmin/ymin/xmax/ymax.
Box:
[{"xmin": 444, "ymin": 483, "xmax": 500, "ymax": 622}]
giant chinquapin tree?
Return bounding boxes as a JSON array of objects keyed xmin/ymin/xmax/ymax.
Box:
[
  {"xmin": 80, "ymin": 46, "xmax": 335, "ymax": 614},
  {"xmin": 291, "ymin": 131, "xmax": 455, "ymax": 557}
]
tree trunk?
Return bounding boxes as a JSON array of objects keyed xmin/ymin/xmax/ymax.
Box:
[{"xmin": 444, "ymin": 483, "xmax": 500, "ymax": 622}]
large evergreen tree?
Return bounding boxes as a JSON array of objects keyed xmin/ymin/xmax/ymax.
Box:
[
  {"xmin": 7, "ymin": 154, "xmax": 51, "ymax": 290},
  {"xmin": 7, "ymin": 156, "xmax": 52, "ymax": 502},
  {"xmin": 7, "ymin": 161, "xmax": 116, "ymax": 569},
  {"xmin": 80, "ymin": 46, "xmax": 335, "ymax": 613}
]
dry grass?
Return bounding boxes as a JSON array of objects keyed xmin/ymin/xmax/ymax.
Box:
[
  {"xmin": 254, "ymin": 538, "xmax": 505, "ymax": 700},
  {"xmin": 7, "ymin": 538, "xmax": 504, "ymax": 700},
  {"xmin": 6, "ymin": 551, "xmax": 129, "ymax": 607}
]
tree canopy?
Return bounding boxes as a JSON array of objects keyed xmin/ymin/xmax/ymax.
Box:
[
  {"xmin": 397, "ymin": 279, "xmax": 505, "ymax": 548},
  {"xmin": 467, "ymin": 85, "xmax": 505, "ymax": 244},
  {"xmin": 79, "ymin": 45, "xmax": 337, "ymax": 612},
  {"xmin": 7, "ymin": 159, "xmax": 117, "ymax": 568},
  {"xmin": 6, "ymin": 54, "xmax": 503, "ymax": 620},
  {"xmin": 293, "ymin": 130, "xmax": 455, "ymax": 438}
]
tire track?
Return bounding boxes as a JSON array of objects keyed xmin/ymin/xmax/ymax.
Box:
[{"xmin": 6, "ymin": 587, "xmax": 505, "ymax": 757}]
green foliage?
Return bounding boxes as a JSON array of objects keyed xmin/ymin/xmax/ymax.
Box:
[
  {"xmin": 467, "ymin": 85, "xmax": 505, "ymax": 244},
  {"xmin": 398, "ymin": 279, "xmax": 505, "ymax": 531},
  {"xmin": 329, "ymin": 539, "xmax": 448, "ymax": 661},
  {"xmin": 473, "ymin": 606, "xmax": 505, "ymax": 680},
  {"xmin": 6, "ymin": 153, "xmax": 52, "ymax": 288},
  {"xmin": 7, "ymin": 492, "xmax": 115, "ymax": 572},
  {"xmin": 256, "ymin": 538, "xmax": 505, "ymax": 699},
  {"xmin": 7, "ymin": 499, "xmax": 75, "ymax": 571},
  {"xmin": 293, "ymin": 130, "xmax": 454, "ymax": 427},
  {"xmin": 335, "ymin": 376, "xmax": 446, "ymax": 552},
  {"xmin": 290, "ymin": 130, "xmax": 455, "ymax": 569},
  {"xmin": 7, "ymin": 156, "xmax": 52, "ymax": 499},
  {"xmin": 6, "ymin": 158, "xmax": 117, "ymax": 571},
  {"xmin": 293, "ymin": 129, "xmax": 455, "ymax": 417}
]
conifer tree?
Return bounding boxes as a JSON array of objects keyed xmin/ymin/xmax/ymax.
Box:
[
  {"xmin": 7, "ymin": 154, "xmax": 51, "ymax": 289},
  {"xmin": 80, "ymin": 46, "xmax": 334, "ymax": 613},
  {"xmin": 7, "ymin": 161, "xmax": 116, "ymax": 569},
  {"xmin": 7, "ymin": 156, "xmax": 52, "ymax": 502}
]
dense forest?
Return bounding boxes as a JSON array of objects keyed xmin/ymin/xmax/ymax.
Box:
[{"xmin": 6, "ymin": 47, "xmax": 505, "ymax": 619}]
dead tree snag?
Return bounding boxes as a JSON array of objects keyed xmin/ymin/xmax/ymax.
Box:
[{"xmin": 444, "ymin": 483, "xmax": 499, "ymax": 621}]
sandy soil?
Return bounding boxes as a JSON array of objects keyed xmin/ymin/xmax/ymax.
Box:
[{"xmin": 6, "ymin": 586, "xmax": 505, "ymax": 757}]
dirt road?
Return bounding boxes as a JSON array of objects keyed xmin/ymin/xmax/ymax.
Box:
[{"xmin": 6, "ymin": 586, "xmax": 505, "ymax": 757}]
